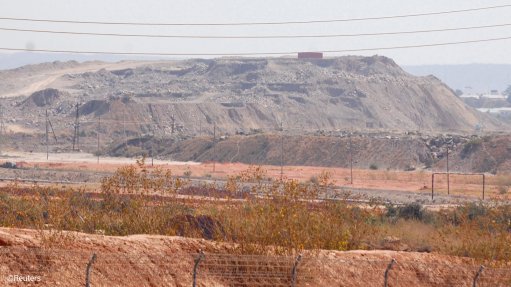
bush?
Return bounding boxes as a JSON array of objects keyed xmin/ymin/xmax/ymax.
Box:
[
  {"xmin": 461, "ymin": 138, "xmax": 482, "ymax": 159},
  {"xmin": 386, "ymin": 203, "xmax": 429, "ymax": 222},
  {"xmin": 369, "ymin": 164, "xmax": 378, "ymax": 170},
  {"xmin": 397, "ymin": 203, "xmax": 425, "ymax": 221}
]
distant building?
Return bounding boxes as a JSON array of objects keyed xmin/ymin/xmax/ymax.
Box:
[
  {"xmin": 460, "ymin": 91, "xmax": 506, "ymax": 100},
  {"xmin": 459, "ymin": 94, "xmax": 480, "ymax": 99},
  {"xmin": 480, "ymin": 93, "xmax": 506, "ymax": 100},
  {"xmin": 298, "ymin": 52, "xmax": 323, "ymax": 59},
  {"xmin": 477, "ymin": 107, "xmax": 511, "ymax": 114}
]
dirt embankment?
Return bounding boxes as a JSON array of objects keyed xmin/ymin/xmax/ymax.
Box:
[
  {"xmin": 0, "ymin": 228, "xmax": 509, "ymax": 286},
  {"xmin": 435, "ymin": 135, "xmax": 511, "ymax": 174},
  {"xmin": 107, "ymin": 133, "xmax": 511, "ymax": 174},
  {"xmin": 108, "ymin": 134, "xmax": 430, "ymax": 171}
]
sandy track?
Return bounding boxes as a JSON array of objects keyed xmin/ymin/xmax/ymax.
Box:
[
  {"xmin": 1, "ymin": 151, "xmax": 199, "ymax": 166},
  {"xmin": 0, "ymin": 150, "xmax": 505, "ymax": 205},
  {"xmin": 0, "ymin": 60, "xmax": 162, "ymax": 98}
]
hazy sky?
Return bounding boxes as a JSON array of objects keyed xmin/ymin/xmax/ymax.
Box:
[{"xmin": 1, "ymin": 0, "xmax": 511, "ymax": 65}]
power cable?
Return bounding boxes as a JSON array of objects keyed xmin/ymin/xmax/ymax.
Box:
[
  {"xmin": 0, "ymin": 4, "xmax": 509, "ymax": 26},
  {"xmin": 1, "ymin": 22, "xmax": 511, "ymax": 39},
  {"xmin": 1, "ymin": 35, "xmax": 511, "ymax": 56}
]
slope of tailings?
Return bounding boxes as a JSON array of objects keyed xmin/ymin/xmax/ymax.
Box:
[
  {"xmin": 109, "ymin": 133, "xmax": 511, "ymax": 174},
  {"xmin": 110, "ymin": 134, "xmax": 432, "ymax": 170},
  {"xmin": 0, "ymin": 56, "xmax": 504, "ymax": 137}
]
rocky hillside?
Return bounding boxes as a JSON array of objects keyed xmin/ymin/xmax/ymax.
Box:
[
  {"xmin": 106, "ymin": 133, "xmax": 511, "ymax": 174},
  {"xmin": 0, "ymin": 56, "xmax": 505, "ymax": 140}
]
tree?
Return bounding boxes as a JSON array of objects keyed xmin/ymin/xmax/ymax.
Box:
[{"xmin": 454, "ymin": 89, "xmax": 463, "ymax": 97}]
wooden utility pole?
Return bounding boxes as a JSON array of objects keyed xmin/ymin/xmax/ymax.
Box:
[
  {"xmin": 446, "ymin": 146, "xmax": 450, "ymax": 195},
  {"xmin": 97, "ymin": 116, "xmax": 101, "ymax": 164},
  {"xmin": 199, "ymin": 117, "xmax": 202, "ymax": 136},
  {"xmin": 72, "ymin": 103, "xmax": 80, "ymax": 151},
  {"xmin": 171, "ymin": 114, "xmax": 175, "ymax": 134},
  {"xmin": 45, "ymin": 109, "xmax": 49, "ymax": 160},
  {"xmin": 151, "ymin": 126, "xmax": 154, "ymax": 167},
  {"xmin": 213, "ymin": 122, "xmax": 216, "ymax": 173},
  {"xmin": 123, "ymin": 109, "xmax": 127, "ymax": 147},
  {"xmin": 280, "ymin": 121, "xmax": 284, "ymax": 180},
  {"xmin": 349, "ymin": 128, "xmax": 353, "ymax": 185},
  {"xmin": 73, "ymin": 103, "xmax": 80, "ymax": 151},
  {"xmin": 0, "ymin": 105, "xmax": 3, "ymax": 155}
]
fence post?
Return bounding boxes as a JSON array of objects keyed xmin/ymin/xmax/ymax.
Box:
[
  {"xmin": 85, "ymin": 253, "xmax": 97, "ymax": 287},
  {"xmin": 193, "ymin": 250, "xmax": 204, "ymax": 287},
  {"xmin": 384, "ymin": 258, "xmax": 396, "ymax": 287},
  {"xmin": 472, "ymin": 265, "xmax": 484, "ymax": 287},
  {"xmin": 291, "ymin": 254, "xmax": 302, "ymax": 287}
]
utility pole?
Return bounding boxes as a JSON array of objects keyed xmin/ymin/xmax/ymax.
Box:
[
  {"xmin": 171, "ymin": 114, "xmax": 175, "ymax": 134},
  {"xmin": 97, "ymin": 116, "xmax": 100, "ymax": 164},
  {"xmin": 349, "ymin": 128, "xmax": 353, "ymax": 185},
  {"xmin": 199, "ymin": 117, "xmax": 202, "ymax": 136},
  {"xmin": 446, "ymin": 146, "xmax": 450, "ymax": 195},
  {"xmin": 213, "ymin": 122, "xmax": 216, "ymax": 173},
  {"xmin": 123, "ymin": 109, "xmax": 127, "ymax": 148},
  {"xmin": 45, "ymin": 109, "xmax": 49, "ymax": 160},
  {"xmin": 280, "ymin": 121, "xmax": 284, "ymax": 180},
  {"xmin": 0, "ymin": 105, "xmax": 3, "ymax": 155},
  {"xmin": 151, "ymin": 126, "xmax": 154, "ymax": 167},
  {"xmin": 72, "ymin": 103, "xmax": 80, "ymax": 151},
  {"xmin": 45, "ymin": 110, "xmax": 58, "ymax": 159}
]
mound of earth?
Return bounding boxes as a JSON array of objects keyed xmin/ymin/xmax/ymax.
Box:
[
  {"xmin": 0, "ymin": 56, "xmax": 506, "ymax": 141},
  {"xmin": 21, "ymin": 88, "xmax": 65, "ymax": 107},
  {"xmin": 1, "ymin": 227, "xmax": 507, "ymax": 286}
]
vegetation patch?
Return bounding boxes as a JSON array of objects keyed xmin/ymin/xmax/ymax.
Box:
[{"xmin": 0, "ymin": 163, "xmax": 510, "ymax": 263}]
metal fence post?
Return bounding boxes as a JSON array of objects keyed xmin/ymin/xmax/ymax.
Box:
[
  {"xmin": 384, "ymin": 258, "xmax": 396, "ymax": 287},
  {"xmin": 472, "ymin": 265, "xmax": 485, "ymax": 287},
  {"xmin": 85, "ymin": 253, "xmax": 97, "ymax": 287},
  {"xmin": 193, "ymin": 250, "xmax": 204, "ymax": 287},
  {"xmin": 291, "ymin": 254, "xmax": 302, "ymax": 287}
]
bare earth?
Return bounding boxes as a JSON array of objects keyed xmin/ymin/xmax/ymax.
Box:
[
  {"xmin": 1, "ymin": 227, "xmax": 508, "ymax": 287},
  {"xmin": 0, "ymin": 151, "xmax": 506, "ymax": 205}
]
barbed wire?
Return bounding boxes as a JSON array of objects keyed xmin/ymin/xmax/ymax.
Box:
[{"xmin": 2, "ymin": 248, "xmax": 510, "ymax": 286}]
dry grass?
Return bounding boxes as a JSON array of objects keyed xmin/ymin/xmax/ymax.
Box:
[{"xmin": 0, "ymin": 163, "xmax": 510, "ymax": 263}]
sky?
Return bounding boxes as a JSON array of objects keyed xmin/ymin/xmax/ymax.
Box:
[{"xmin": 1, "ymin": 0, "xmax": 511, "ymax": 66}]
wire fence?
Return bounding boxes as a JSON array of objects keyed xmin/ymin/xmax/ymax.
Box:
[{"xmin": 1, "ymin": 247, "xmax": 510, "ymax": 286}]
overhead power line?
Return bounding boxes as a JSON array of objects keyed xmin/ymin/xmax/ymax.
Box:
[
  {"xmin": 1, "ymin": 35, "xmax": 511, "ymax": 56},
  {"xmin": 2, "ymin": 22, "xmax": 511, "ymax": 39},
  {"xmin": 0, "ymin": 4, "xmax": 510, "ymax": 26}
]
